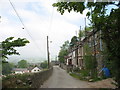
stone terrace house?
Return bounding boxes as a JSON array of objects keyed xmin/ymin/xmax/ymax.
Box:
[
  {"xmin": 65, "ymin": 51, "xmax": 72, "ymax": 66},
  {"xmin": 65, "ymin": 45, "xmax": 78, "ymax": 67},
  {"xmin": 86, "ymin": 30, "xmax": 104, "ymax": 71},
  {"xmin": 77, "ymin": 41, "xmax": 84, "ymax": 70},
  {"xmin": 65, "ymin": 29, "xmax": 104, "ymax": 71}
]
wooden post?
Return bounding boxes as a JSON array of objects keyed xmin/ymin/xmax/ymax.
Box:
[
  {"xmin": 47, "ymin": 36, "xmax": 50, "ymax": 69},
  {"xmin": 80, "ymin": 26, "xmax": 82, "ymax": 41},
  {"xmin": 85, "ymin": 17, "xmax": 87, "ymax": 37}
]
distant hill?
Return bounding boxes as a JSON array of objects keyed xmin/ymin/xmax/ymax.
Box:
[{"xmin": 7, "ymin": 56, "xmax": 46, "ymax": 64}]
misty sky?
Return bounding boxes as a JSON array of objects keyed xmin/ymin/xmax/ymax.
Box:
[{"xmin": 0, "ymin": 0, "xmax": 94, "ymax": 62}]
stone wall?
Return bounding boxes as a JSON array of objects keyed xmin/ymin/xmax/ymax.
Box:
[
  {"xmin": 2, "ymin": 67, "xmax": 53, "ymax": 88},
  {"xmin": 60, "ymin": 63, "xmax": 67, "ymax": 70},
  {"xmin": 31, "ymin": 67, "xmax": 53, "ymax": 88}
]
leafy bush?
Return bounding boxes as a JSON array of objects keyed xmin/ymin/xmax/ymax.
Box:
[
  {"xmin": 73, "ymin": 67, "xmax": 80, "ymax": 72},
  {"xmin": 80, "ymin": 69, "xmax": 90, "ymax": 77},
  {"xmin": 40, "ymin": 61, "xmax": 48, "ymax": 69}
]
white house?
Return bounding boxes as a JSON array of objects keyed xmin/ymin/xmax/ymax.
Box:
[
  {"xmin": 13, "ymin": 68, "xmax": 29, "ymax": 74},
  {"xmin": 31, "ymin": 67, "xmax": 42, "ymax": 73}
]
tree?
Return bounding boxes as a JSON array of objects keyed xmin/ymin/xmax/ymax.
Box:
[
  {"xmin": 40, "ymin": 61, "xmax": 48, "ymax": 69},
  {"xmin": 79, "ymin": 26, "xmax": 93, "ymax": 39},
  {"xmin": 60, "ymin": 40, "xmax": 69, "ymax": 50},
  {"xmin": 1, "ymin": 37, "xmax": 29, "ymax": 60},
  {"xmin": 58, "ymin": 40, "xmax": 69, "ymax": 63},
  {"xmin": 53, "ymin": 1, "xmax": 120, "ymax": 87},
  {"xmin": 2, "ymin": 62, "xmax": 15, "ymax": 75},
  {"xmin": 18, "ymin": 60, "xmax": 28, "ymax": 68},
  {"xmin": 1, "ymin": 37, "xmax": 29, "ymax": 74},
  {"xmin": 69, "ymin": 36, "xmax": 78, "ymax": 47},
  {"xmin": 53, "ymin": 1, "xmax": 120, "ymax": 30},
  {"xmin": 83, "ymin": 44, "xmax": 97, "ymax": 78},
  {"xmin": 101, "ymin": 8, "xmax": 120, "ymax": 88},
  {"xmin": 79, "ymin": 30, "xmax": 85, "ymax": 39}
]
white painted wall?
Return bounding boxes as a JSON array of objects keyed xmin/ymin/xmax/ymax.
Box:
[
  {"xmin": 31, "ymin": 67, "xmax": 41, "ymax": 73},
  {"xmin": 15, "ymin": 71, "xmax": 23, "ymax": 74}
]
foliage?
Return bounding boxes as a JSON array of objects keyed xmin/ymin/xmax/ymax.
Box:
[
  {"xmin": 53, "ymin": 2, "xmax": 85, "ymax": 15},
  {"xmin": 58, "ymin": 40, "xmax": 69, "ymax": 63},
  {"xmin": 101, "ymin": 43, "xmax": 113, "ymax": 76},
  {"xmin": 79, "ymin": 26, "xmax": 93, "ymax": 40},
  {"xmin": 69, "ymin": 36, "xmax": 78, "ymax": 47},
  {"xmin": 53, "ymin": 1, "xmax": 120, "ymax": 87},
  {"xmin": 2, "ymin": 62, "xmax": 15, "ymax": 75},
  {"xmin": 2, "ymin": 68, "xmax": 53, "ymax": 88},
  {"xmin": 101, "ymin": 8, "xmax": 120, "ymax": 88},
  {"xmin": 70, "ymin": 73, "xmax": 82, "ymax": 80},
  {"xmin": 60, "ymin": 40, "xmax": 69, "ymax": 50},
  {"xmin": 58, "ymin": 49, "xmax": 68, "ymax": 63},
  {"xmin": 73, "ymin": 67, "xmax": 80, "ymax": 72},
  {"xmin": 69, "ymin": 69, "xmax": 90, "ymax": 81},
  {"xmin": 40, "ymin": 61, "xmax": 48, "ymax": 69},
  {"xmin": 0, "ymin": 60, "xmax": 2, "ymax": 73},
  {"xmin": 1, "ymin": 37, "xmax": 29, "ymax": 59},
  {"xmin": 79, "ymin": 30, "xmax": 85, "ymax": 38},
  {"xmin": 83, "ymin": 44, "xmax": 97, "ymax": 78},
  {"xmin": 52, "ymin": 1, "xmax": 120, "ymax": 32},
  {"xmin": 86, "ymin": 26, "xmax": 93, "ymax": 31},
  {"xmin": 18, "ymin": 60, "xmax": 28, "ymax": 68},
  {"xmin": 53, "ymin": 1, "xmax": 119, "ymax": 22},
  {"xmin": 2, "ymin": 73, "xmax": 32, "ymax": 88},
  {"xmin": 70, "ymin": 69, "xmax": 102, "ymax": 82}
]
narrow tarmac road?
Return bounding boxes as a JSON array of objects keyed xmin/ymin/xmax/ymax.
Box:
[{"xmin": 41, "ymin": 66, "xmax": 91, "ymax": 88}]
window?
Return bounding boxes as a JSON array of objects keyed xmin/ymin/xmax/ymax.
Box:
[
  {"xmin": 89, "ymin": 42, "xmax": 91, "ymax": 47},
  {"xmin": 95, "ymin": 34, "xmax": 97, "ymax": 38},
  {"xmin": 95, "ymin": 40, "xmax": 97, "ymax": 45}
]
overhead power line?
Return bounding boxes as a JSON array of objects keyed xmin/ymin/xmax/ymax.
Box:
[
  {"xmin": 48, "ymin": 7, "xmax": 54, "ymax": 35},
  {"xmin": 9, "ymin": 0, "xmax": 24, "ymax": 27},
  {"xmin": 8, "ymin": 0, "xmax": 44, "ymax": 54}
]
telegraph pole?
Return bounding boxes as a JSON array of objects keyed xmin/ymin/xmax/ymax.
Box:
[
  {"xmin": 0, "ymin": 16, "xmax": 1, "ymax": 23},
  {"xmin": 79, "ymin": 26, "xmax": 82, "ymax": 41},
  {"xmin": 47, "ymin": 36, "xmax": 50, "ymax": 69},
  {"xmin": 85, "ymin": 17, "xmax": 87, "ymax": 37}
]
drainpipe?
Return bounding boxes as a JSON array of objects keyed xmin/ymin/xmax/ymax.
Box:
[{"xmin": 100, "ymin": 30, "xmax": 103, "ymax": 51}]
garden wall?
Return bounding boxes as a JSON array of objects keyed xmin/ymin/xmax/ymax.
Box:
[
  {"xmin": 31, "ymin": 67, "xmax": 53, "ymax": 88},
  {"xmin": 2, "ymin": 67, "xmax": 53, "ymax": 89}
]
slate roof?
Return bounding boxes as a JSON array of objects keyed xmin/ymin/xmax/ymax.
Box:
[
  {"xmin": 27, "ymin": 67, "xmax": 42, "ymax": 71},
  {"xmin": 12, "ymin": 68, "xmax": 28, "ymax": 71}
]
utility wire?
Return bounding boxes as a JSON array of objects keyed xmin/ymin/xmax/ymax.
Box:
[
  {"xmin": 48, "ymin": 6, "xmax": 54, "ymax": 36},
  {"xmin": 47, "ymin": 7, "xmax": 54, "ymax": 60},
  {"xmin": 8, "ymin": 0, "xmax": 44, "ymax": 54},
  {"xmin": 9, "ymin": 0, "xmax": 24, "ymax": 28}
]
